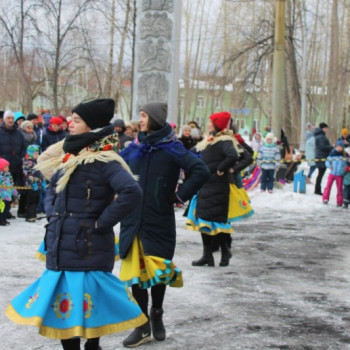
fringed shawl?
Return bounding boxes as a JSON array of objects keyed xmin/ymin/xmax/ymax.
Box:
[{"xmin": 36, "ymin": 134, "xmax": 132, "ymax": 193}]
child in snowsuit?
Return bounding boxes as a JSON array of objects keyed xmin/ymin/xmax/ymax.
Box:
[
  {"xmin": 22, "ymin": 144, "xmax": 44, "ymax": 222},
  {"xmin": 0, "ymin": 158, "xmax": 18, "ymax": 226},
  {"xmin": 257, "ymin": 132, "xmax": 281, "ymax": 193},
  {"xmin": 322, "ymin": 140, "xmax": 346, "ymax": 206}
]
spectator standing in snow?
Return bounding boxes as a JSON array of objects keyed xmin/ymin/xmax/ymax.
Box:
[
  {"xmin": 0, "ymin": 158, "xmax": 18, "ymax": 226},
  {"xmin": 322, "ymin": 140, "xmax": 346, "ymax": 207},
  {"xmin": 6, "ymin": 98, "xmax": 147, "ymax": 350},
  {"xmin": 314, "ymin": 122, "xmax": 333, "ymax": 195},
  {"xmin": 257, "ymin": 132, "xmax": 281, "ymax": 193},
  {"xmin": 22, "ymin": 145, "xmax": 44, "ymax": 222},
  {"xmin": 305, "ymin": 129, "xmax": 316, "ymax": 184}
]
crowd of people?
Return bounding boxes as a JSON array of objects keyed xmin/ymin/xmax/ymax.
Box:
[{"xmin": 1, "ymin": 102, "xmax": 349, "ymax": 350}]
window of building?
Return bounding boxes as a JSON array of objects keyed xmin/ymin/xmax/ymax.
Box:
[
  {"xmin": 197, "ymin": 96, "xmax": 204, "ymax": 109},
  {"xmin": 214, "ymin": 97, "xmax": 221, "ymax": 109}
]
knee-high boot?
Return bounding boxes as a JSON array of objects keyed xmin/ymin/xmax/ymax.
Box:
[
  {"xmin": 192, "ymin": 234, "xmax": 214, "ymax": 266},
  {"xmin": 218, "ymin": 233, "xmax": 231, "ymax": 267}
]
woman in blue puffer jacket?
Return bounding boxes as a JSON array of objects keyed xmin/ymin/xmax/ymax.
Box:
[{"xmin": 5, "ymin": 99, "xmax": 147, "ymax": 350}]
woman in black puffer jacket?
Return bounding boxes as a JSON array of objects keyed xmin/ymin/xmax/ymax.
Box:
[
  {"xmin": 6, "ymin": 99, "xmax": 147, "ymax": 350},
  {"xmin": 186, "ymin": 112, "xmax": 254, "ymax": 267}
]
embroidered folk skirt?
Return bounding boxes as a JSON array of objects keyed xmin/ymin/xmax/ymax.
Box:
[
  {"xmin": 119, "ymin": 236, "xmax": 183, "ymax": 289},
  {"xmin": 186, "ymin": 184, "xmax": 254, "ymax": 235},
  {"xmin": 5, "ymin": 270, "xmax": 147, "ymax": 340}
]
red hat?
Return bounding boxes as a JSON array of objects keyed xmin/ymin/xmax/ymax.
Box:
[
  {"xmin": 57, "ymin": 115, "xmax": 67, "ymax": 123},
  {"xmin": 209, "ymin": 112, "xmax": 231, "ymax": 131},
  {"xmin": 0, "ymin": 158, "xmax": 9, "ymax": 171},
  {"xmin": 50, "ymin": 116, "xmax": 63, "ymax": 125}
]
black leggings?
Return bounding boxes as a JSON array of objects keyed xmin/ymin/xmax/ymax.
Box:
[
  {"xmin": 131, "ymin": 284, "xmax": 166, "ymax": 317},
  {"xmin": 61, "ymin": 337, "xmax": 100, "ymax": 350}
]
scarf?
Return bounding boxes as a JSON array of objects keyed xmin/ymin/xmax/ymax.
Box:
[
  {"xmin": 63, "ymin": 125, "xmax": 114, "ymax": 155},
  {"xmin": 121, "ymin": 126, "xmax": 186, "ymax": 162}
]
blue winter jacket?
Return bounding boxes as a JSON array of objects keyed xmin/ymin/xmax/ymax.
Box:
[
  {"xmin": 44, "ymin": 142, "xmax": 142, "ymax": 272},
  {"xmin": 42, "ymin": 127, "xmax": 65, "ymax": 152},
  {"xmin": 257, "ymin": 143, "xmax": 281, "ymax": 170},
  {"xmin": 325, "ymin": 149, "xmax": 346, "ymax": 176},
  {"xmin": 119, "ymin": 123, "xmax": 210, "ymax": 260}
]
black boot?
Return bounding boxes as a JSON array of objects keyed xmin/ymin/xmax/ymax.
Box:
[
  {"xmin": 85, "ymin": 337, "xmax": 102, "ymax": 350},
  {"xmin": 192, "ymin": 234, "xmax": 214, "ymax": 266},
  {"xmin": 218, "ymin": 233, "xmax": 231, "ymax": 267},
  {"xmin": 61, "ymin": 338, "xmax": 81, "ymax": 350},
  {"xmin": 123, "ymin": 320, "xmax": 151, "ymax": 348},
  {"xmin": 150, "ymin": 307, "xmax": 166, "ymax": 341}
]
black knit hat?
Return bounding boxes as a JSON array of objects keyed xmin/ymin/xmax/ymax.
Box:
[
  {"xmin": 140, "ymin": 101, "xmax": 167, "ymax": 127},
  {"xmin": 319, "ymin": 122, "xmax": 328, "ymax": 129},
  {"xmin": 27, "ymin": 113, "xmax": 38, "ymax": 121},
  {"xmin": 72, "ymin": 98, "xmax": 115, "ymax": 129}
]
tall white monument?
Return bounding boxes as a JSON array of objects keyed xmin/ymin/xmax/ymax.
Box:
[{"xmin": 132, "ymin": 0, "xmax": 182, "ymax": 123}]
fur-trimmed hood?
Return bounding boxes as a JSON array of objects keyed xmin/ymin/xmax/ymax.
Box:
[
  {"xmin": 195, "ymin": 130, "xmax": 242, "ymax": 154},
  {"xmin": 36, "ymin": 133, "xmax": 132, "ymax": 193}
]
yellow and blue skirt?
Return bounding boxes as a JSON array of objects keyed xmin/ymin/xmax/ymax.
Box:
[
  {"xmin": 186, "ymin": 184, "xmax": 254, "ymax": 236},
  {"xmin": 119, "ymin": 236, "xmax": 183, "ymax": 289},
  {"xmin": 5, "ymin": 270, "xmax": 147, "ymax": 340},
  {"xmin": 35, "ymin": 237, "xmax": 120, "ymax": 262}
]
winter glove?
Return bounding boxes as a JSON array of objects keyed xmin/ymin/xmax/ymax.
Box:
[
  {"xmin": 32, "ymin": 182, "xmax": 39, "ymax": 191},
  {"xmin": 0, "ymin": 199, "xmax": 5, "ymax": 213}
]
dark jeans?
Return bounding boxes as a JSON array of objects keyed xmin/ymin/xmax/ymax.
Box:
[
  {"xmin": 25, "ymin": 191, "xmax": 40, "ymax": 219},
  {"xmin": 315, "ymin": 167, "xmax": 327, "ymax": 194},
  {"xmin": 307, "ymin": 165, "xmax": 316, "ymax": 179},
  {"xmin": 344, "ymin": 185, "xmax": 350, "ymax": 205},
  {"xmin": 261, "ymin": 168, "xmax": 275, "ymax": 191}
]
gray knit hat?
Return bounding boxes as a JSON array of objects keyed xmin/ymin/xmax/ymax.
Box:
[{"xmin": 140, "ymin": 101, "xmax": 167, "ymax": 127}]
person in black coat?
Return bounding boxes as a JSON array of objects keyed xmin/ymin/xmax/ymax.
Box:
[
  {"xmin": 0, "ymin": 111, "xmax": 26, "ymax": 218},
  {"xmin": 314, "ymin": 122, "xmax": 333, "ymax": 195},
  {"xmin": 186, "ymin": 112, "xmax": 254, "ymax": 268},
  {"xmin": 119, "ymin": 101, "xmax": 209, "ymax": 348},
  {"xmin": 0, "ymin": 111, "xmax": 26, "ymax": 185},
  {"xmin": 6, "ymin": 99, "xmax": 147, "ymax": 350}
]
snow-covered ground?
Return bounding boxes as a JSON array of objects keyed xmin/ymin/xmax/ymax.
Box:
[{"xmin": 1, "ymin": 170, "xmax": 350, "ymax": 350}]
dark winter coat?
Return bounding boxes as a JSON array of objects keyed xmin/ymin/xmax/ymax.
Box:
[
  {"xmin": 0, "ymin": 123, "xmax": 26, "ymax": 177},
  {"xmin": 42, "ymin": 127, "xmax": 65, "ymax": 151},
  {"xmin": 178, "ymin": 135, "xmax": 197, "ymax": 150},
  {"xmin": 42, "ymin": 131, "xmax": 142, "ymax": 272},
  {"xmin": 195, "ymin": 134, "xmax": 240, "ymax": 223},
  {"xmin": 119, "ymin": 123, "xmax": 210, "ymax": 260},
  {"xmin": 314, "ymin": 128, "xmax": 333, "ymax": 168}
]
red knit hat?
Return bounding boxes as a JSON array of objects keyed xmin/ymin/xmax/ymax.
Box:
[
  {"xmin": 209, "ymin": 112, "xmax": 231, "ymax": 131},
  {"xmin": 50, "ymin": 116, "xmax": 63, "ymax": 125},
  {"xmin": 0, "ymin": 158, "xmax": 9, "ymax": 171}
]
